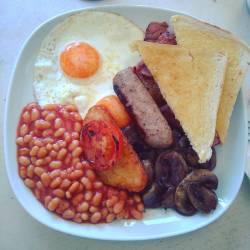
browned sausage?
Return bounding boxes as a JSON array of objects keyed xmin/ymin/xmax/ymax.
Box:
[{"xmin": 113, "ymin": 67, "xmax": 173, "ymax": 148}]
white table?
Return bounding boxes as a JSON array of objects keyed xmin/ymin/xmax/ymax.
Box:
[{"xmin": 1, "ymin": 1, "xmax": 250, "ymax": 249}]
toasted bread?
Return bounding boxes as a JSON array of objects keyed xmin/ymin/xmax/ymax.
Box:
[
  {"xmin": 171, "ymin": 15, "xmax": 250, "ymax": 143},
  {"xmin": 133, "ymin": 41, "xmax": 227, "ymax": 163},
  {"xmin": 84, "ymin": 105, "xmax": 148, "ymax": 192}
]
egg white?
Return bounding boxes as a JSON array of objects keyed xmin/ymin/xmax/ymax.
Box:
[{"xmin": 33, "ymin": 11, "xmax": 144, "ymax": 116}]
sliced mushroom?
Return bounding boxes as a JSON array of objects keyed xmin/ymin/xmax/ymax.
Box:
[
  {"xmin": 155, "ymin": 151, "xmax": 188, "ymax": 187},
  {"xmin": 142, "ymin": 183, "xmax": 162, "ymax": 208},
  {"xmin": 175, "ymin": 169, "xmax": 218, "ymax": 215},
  {"xmin": 175, "ymin": 182, "xmax": 197, "ymax": 215},
  {"xmin": 160, "ymin": 184, "xmax": 176, "ymax": 208},
  {"xmin": 182, "ymin": 169, "xmax": 218, "ymax": 190},
  {"xmin": 187, "ymin": 183, "xmax": 217, "ymax": 213}
]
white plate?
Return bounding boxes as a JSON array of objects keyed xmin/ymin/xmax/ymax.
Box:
[{"xmin": 4, "ymin": 5, "xmax": 247, "ymax": 241}]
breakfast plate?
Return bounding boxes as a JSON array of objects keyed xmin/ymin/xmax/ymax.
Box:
[{"xmin": 4, "ymin": 5, "xmax": 247, "ymax": 240}]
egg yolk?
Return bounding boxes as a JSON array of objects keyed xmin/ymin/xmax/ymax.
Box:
[{"xmin": 60, "ymin": 42, "xmax": 100, "ymax": 78}]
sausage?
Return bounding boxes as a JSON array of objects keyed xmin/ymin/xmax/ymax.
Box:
[{"xmin": 113, "ymin": 67, "xmax": 173, "ymax": 148}]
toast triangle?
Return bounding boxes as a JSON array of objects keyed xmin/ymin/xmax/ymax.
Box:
[
  {"xmin": 133, "ymin": 41, "xmax": 227, "ymax": 163},
  {"xmin": 171, "ymin": 15, "xmax": 250, "ymax": 143}
]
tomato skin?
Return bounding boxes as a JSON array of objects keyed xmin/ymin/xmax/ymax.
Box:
[{"xmin": 81, "ymin": 120, "xmax": 124, "ymax": 171}]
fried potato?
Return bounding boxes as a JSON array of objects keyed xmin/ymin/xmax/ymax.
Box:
[{"xmin": 84, "ymin": 105, "xmax": 148, "ymax": 192}]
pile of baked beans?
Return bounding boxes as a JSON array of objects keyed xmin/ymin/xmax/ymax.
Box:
[{"xmin": 16, "ymin": 102, "xmax": 144, "ymax": 224}]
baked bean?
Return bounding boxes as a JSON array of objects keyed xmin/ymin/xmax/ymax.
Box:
[
  {"xmin": 93, "ymin": 181, "xmax": 103, "ymax": 189},
  {"xmin": 48, "ymin": 197, "xmax": 61, "ymax": 211},
  {"xmin": 60, "ymin": 170, "xmax": 67, "ymax": 179},
  {"xmin": 42, "ymin": 129, "xmax": 53, "ymax": 137},
  {"xmin": 44, "ymin": 156, "xmax": 52, "ymax": 164},
  {"xmin": 37, "ymin": 147, "xmax": 47, "ymax": 158},
  {"xmin": 27, "ymin": 164, "xmax": 34, "ymax": 178},
  {"xmin": 69, "ymin": 170, "xmax": 84, "ymax": 180},
  {"xmin": 92, "ymin": 192, "xmax": 102, "ymax": 206},
  {"xmin": 133, "ymin": 194, "xmax": 141, "ymax": 203},
  {"xmin": 34, "ymin": 139, "xmax": 43, "ymax": 147},
  {"xmin": 130, "ymin": 208, "xmax": 142, "ymax": 220},
  {"xmin": 113, "ymin": 200, "xmax": 125, "ymax": 214},
  {"xmin": 77, "ymin": 183, "xmax": 84, "ymax": 193},
  {"xmin": 50, "ymin": 160, "xmax": 62, "ymax": 169},
  {"xmin": 36, "ymin": 181, "xmax": 44, "ymax": 191},
  {"xmin": 31, "ymin": 108, "xmax": 40, "ymax": 121},
  {"xmin": 50, "ymin": 169, "xmax": 61, "ymax": 178},
  {"xmin": 85, "ymin": 169, "xmax": 96, "ymax": 182},
  {"xmin": 72, "ymin": 132, "xmax": 79, "ymax": 140},
  {"xmin": 34, "ymin": 188, "xmax": 41, "ymax": 200},
  {"xmin": 73, "ymin": 213, "xmax": 82, "ymax": 223},
  {"xmin": 35, "ymin": 119, "xmax": 51, "ymax": 130},
  {"xmin": 19, "ymin": 156, "xmax": 30, "ymax": 166},
  {"xmin": 65, "ymin": 191, "xmax": 72, "ymax": 199},
  {"xmin": 101, "ymin": 208, "xmax": 108, "ymax": 218},
  {"xmin": 50, "ymin": 177, "xmax": 62, "ymax": 189},
  {"xmin": 43, "ymin": 104, "xmax": 57, "ymax": 110},
  {"xmin": 54, "ymin": 128, "xmax": 65, "ymax": 138},
  {"xmin": 75, "ymin": 162, "xmax": 83, "ymax": 170},
  {"xmin": 35, "ymin": 159, "xmax": 45, "ymax": 166},
  {"xmin": 46, "ymin": 143, "xmax": 53, "ymax": 151},
  {"xmin": 106, "ymin": 213, "xmax": 115, "ymax": 223},
  {"xmin": 53, "ymin": 189, "xmax": 65, "ymax": 198},
  {"xmin": 30, "ymin": 145, "xmax": 39, "ymax": 157},
  {"xmin": 22, "ymin": 111, "xmax": 30, "ymax": 123},
  {"xmin": 72, "ymin": 158, "xmax": 80, "ymax": 166},
  {"xmin": 43, "ymin": 137, "xmax": 53, "ymax": 144},
  {"xmin": 34, "ymin": 167, "xmax": 45, "ymax": 176},
  {"xmin": 64, "ymin": 154, "xmax": 72, "ymax": 165},
  {"xmin": 90, "ymin": 212, "xmax": 101, "ymax": 224},
  {"xmin": 84, "ymin": 191, "xmax": 93, "ymax": 201},
  {"xmin": 68, "ymin": 140, "xmax": 79, "ymax": 151},
  {"xmin": 50, "ymin": 170, "xmax": 61, "ymax": 179},
  {"xmin": 90, "ymin": 206, "xmax": 98, "ymax": 214},
  {"xmin": 56, "ymin": 200, "xmax": 69, "ymax": 214},
  {"xmin": 52, "ymin": 143, "xmax": 60, "ymax": 151},
  {"xmin": 56, "ymin": 148, "xmax": 67, "ymax": 161},
  {"xmin": 64, "ymin": 132, "xmax": 71, "ymax": 143},
  {"xmin": 24, "ymin": 178, "xmax": 35, "ymax": 189},
  {"xmin": 81, "ymin": 177, "xmax": 92, "ymax": 190},
  {"xmin": 49, "ymin": 150, "xmax": 57, "ymax": 158},
  {"xmin": 73, "ymin": 113, "xmax": 82, "ymax": 122},
  {"xmin": 60, "ymin": 179, "xmax": 71, "ymax": 189},
  {"xmin": 68, "ymin": 181, "xmax": 80, "ymax": 193},
  {"xmin": 54, "ymin": 118, "xmax": 63, "ymax": 129},
  {"xmin": 30, "ymin": 156, "xmax": 36, "ymax": 164},
  {"xmin": 62, "ymin": 110, "xmax": 70, "ymax": 119},
  {"xmin": 72, "ymin": 193, "xmax": 84, "ymax": 206},
  {"xmin": 72, "ymin": 147, "xmax": 82, "ymax": 158},
  {"xmin": 44, "ymin": 196, "xmax": 52, "ymax": 207},
  {"xmin": 20, "ymin": 124, "xmax": 29, "ymax": 136},
  {"xmin": 62, "ymin": 209, "xmax": 75, "ymax": 219},
  {"xmin": 81, "ymin": 212, "xmax": 89, "ymax": 221},
  {"xmin": 137, "ymin": 203, "xmax": 144, "ymax": 212},
  {"xmin": 16, "ymin": 137, "xmax": 24, "ymax": 146},
  {"xmin": 65, "ymin": 105, "xmax": 77, "ymax": 112},
  {"xmin": 23, "ymin": 134, "xmax": 32, "ymax": 143},
  {"xmin": 41, "ymin": 173, "xmax": 52, "ymax": 187},
  {"xmin": 45, "ymin": 112, "xmax": 56, "ymax": 121},
  {"xmin": 57, "ymin": 140, "xmax": 67, "ymax": 148},
  {"xmin": 77, "ymin": 201, "xmax": 89, "ymax": 212},
  {"xmin": 19, "ymin": 166, "xmax": 27, "ymax": 179},
  {"xmin": 74, "ymin": 122, "xmax": 82, "ymax": 133},
  {"xmin": 19, "ymin": 148, "xmax": 29, "ymax": 156}
]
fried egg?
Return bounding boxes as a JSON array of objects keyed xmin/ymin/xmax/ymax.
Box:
[{"xmin": 33, "ymin": 11, "xmax": 144, "ymax": 116}]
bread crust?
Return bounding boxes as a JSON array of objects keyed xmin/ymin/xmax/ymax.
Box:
[
  {"xmin": 133, "ymin": 41, "xmax": 227, "ymax": 163},
  {"xmin": 171, "ymin": 15, "xmax": 250, "ymax": 143}
]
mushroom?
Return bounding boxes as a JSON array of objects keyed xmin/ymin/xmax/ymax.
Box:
[
  {"xmin": 186, "ymin": 147, "xmax": 217, "ymax": 171},
  {"xmin": 187, "ymin": 183, "xmax": 217, "ymax": 213},
  {"xmin": 142, "ymin": 183, "xmax": 163, "ymax": 208},
  {"xmin": 160, "ymin": 184, "xmax": 176, "ymax": 208},
  {"xmin": 155, "ymin": 151, "xmax": 188, "ymax": 187},
  {"xmin": 175, "ymin": 169, "xmax": 218, "ymax": 215},
  {"xmin": 142, "ymin": 159, "xmax": 154, "ymax": 187}
]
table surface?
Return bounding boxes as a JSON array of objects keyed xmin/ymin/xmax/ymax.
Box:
[{"xmin": 1, "ymin": 0, "xmax": 250, "ymax": 249}]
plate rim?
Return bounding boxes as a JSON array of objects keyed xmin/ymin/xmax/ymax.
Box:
[{"xmin": 3, "ymin": 4, "xmax": 247, "ymax": 241}]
